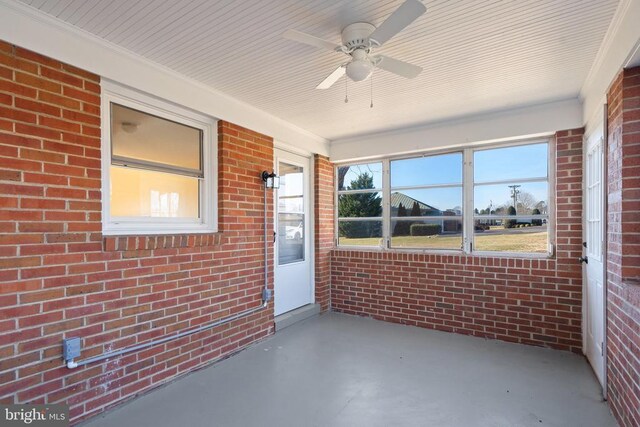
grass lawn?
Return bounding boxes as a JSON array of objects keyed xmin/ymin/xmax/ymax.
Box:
[{"xmin": 340, "ymin": 229, "xmax": 548, "ymax": 253}]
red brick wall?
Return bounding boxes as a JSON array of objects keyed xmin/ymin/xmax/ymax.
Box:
[
  {"xmin": 314, "ymin": 154, "xmax": 334, "ymax": 311},
  {"xmin": 606, "ymin": 66, "xmax": 640, "ymax": 427},
  {"xmin": 0, "ymin": 42, "xmax": 274, "ymax": 423},
  {"xmin": 331, "ymin": 130, "xmax": 584, "ymax": 352}
]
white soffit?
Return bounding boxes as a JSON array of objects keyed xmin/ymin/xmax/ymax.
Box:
[{"xmin": 7, "ymin": 0, "xmax": 619, "ymax": 142}]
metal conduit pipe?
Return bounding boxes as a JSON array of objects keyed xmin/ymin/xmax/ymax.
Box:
[
  {"xmin": 65, "ymin": 172, "xmax": 275, "ymax": 369},
  {"xmin": 66, "ymin": 302, "xmax": 267, "ymax": 369}
]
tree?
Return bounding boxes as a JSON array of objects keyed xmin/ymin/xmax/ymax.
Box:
[
  {"xmin": 516, "ymin": 190, "xmax": 538, "ymax": 214},
  {"xmin": 535, "ymin": 200, "xmax": 548, "ymax": 215},
  {"xmin": 393, "ymin": 203, "xmax": 410, "ymax": 236},
  {"xmin": 504, "ymin": 205, "xmax": 517, "ymax": 229},
  {"xmin": 410, "ymin": 201, "xmax": 422, "ymax": 217},
  {"xmin": 531, "ymin": 208, "xmax": 542, "ymax": 226},
  {"xmin": 338, "ymin": 172, "xmax": 382, "ymax": 238},
  {"xmin": 337, "ymin": 166, "xmax": 349, "ymax": 191}
]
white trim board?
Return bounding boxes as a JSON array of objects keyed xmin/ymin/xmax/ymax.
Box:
[
  {"xmin": 580, "ymin": 0, "xmax": 640, "ymax": 128},
  {"xmin": 330, "ymin": 98, "xmax": 581, "ymax": 162},
  {"xmin": 0, "ymin": 0, "xmax": 329, "ymax": 157}
]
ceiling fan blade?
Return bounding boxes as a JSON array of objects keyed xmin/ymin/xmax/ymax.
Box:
[
  {"xmin": 368, "ymin": 0, "xmax": 426, "ymax": 46},
  {"xmin": 316, "ymin": 65, "xmax": 346, "ymax": 89},
  {"xmin": 374, "ymin": 55, "xmax": 422, "ymax": 79},
  {"xmin": 283, "ymin": 29, "xmax": 340, "ymax": 52}
]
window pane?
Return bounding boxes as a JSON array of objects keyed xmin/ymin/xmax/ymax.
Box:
[
  {"xmin": 391, "ymin": 188, "xmax": 462, "ymax": 217},
  {"xmin": 279, "ymin": 196, "xmax": 303, "ymax": 214},
  {"xmin": 111, "ymin": 103, "xmax": 202, "ymax": 171},
  {"xmin": 278, "ymin": 213, "xmax": 304, "ymax": 264},
  {"xmin": 474, "ymin": 181, "xmax": 548, "ymax": 215},
  {"xmin": 474, "ymin": 143, "xmax": 547, "ymax": 183},
  {"xmin": 338, "ymin": 192, "xmax": 383, "ymax": 218},
  {"xmin": 337, "ymin": 163, "xmax": 382, "ymax": 191},
  {"xmin": 391, "ymin": 152, "xmax": 462, "ymax": 187},
  {"xmin": 278, "ymin": 162, "xmax": 304, "ymax": 214},
  {"xmin": 391, "ymin": 219, "xmax": 462, "ymax": 250},
  {"xmin": 474, "ymin": 220, "xmax": 548, "ymax": 253},
  {"xmin": 110, "ymin": 166, "xmax": 199, "ymax": 218},
  {"xmin": 338, "ymin": 220, "xmax": 382, "ymax": 246}
]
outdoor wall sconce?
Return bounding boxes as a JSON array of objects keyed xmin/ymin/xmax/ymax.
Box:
[{"xmin": 261, "ymin": 170, "xmax": 280, "ymax": 189}]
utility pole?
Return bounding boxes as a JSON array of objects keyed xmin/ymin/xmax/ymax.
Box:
[{"xmin": 508, "ymin": 185, "xmax": 521, "ymax": 212}]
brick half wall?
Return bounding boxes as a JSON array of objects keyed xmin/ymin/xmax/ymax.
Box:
[
  {"xmin": 331, "ymin": 129, "xmax": 584, "ymax": 352},
  {"xmin": 0, "ymin": 42, "xmax": 275, "ymax": 423}
]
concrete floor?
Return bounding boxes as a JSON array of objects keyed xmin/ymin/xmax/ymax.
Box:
[{"xmin": 83, "ymin": 313, "xmax": 616, "ymax": 427}]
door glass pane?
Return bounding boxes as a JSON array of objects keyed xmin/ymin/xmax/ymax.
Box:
[
  {"xmin": 278, "ymin": 213, "xmax": 304, "ymax": 265},
  {"xmin": 278, "ymin": 162, "xmax": 304, "ymax": 265},
  {"xmin": 110, "ymin": 166, "xmax": 200, "ymax": 218},
  {"xmin": 111, "ymin": 103, "xmax": 202, "ymax": 171}
]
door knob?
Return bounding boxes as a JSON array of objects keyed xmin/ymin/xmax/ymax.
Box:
[{"xmin": 579, "ymin": 256, "xmax": 588, "ymax": 264}]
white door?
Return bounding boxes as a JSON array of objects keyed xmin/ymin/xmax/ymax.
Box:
[
  {"xmin": 584, "ymin": 127, "xmax": 606, "ymax": 388},
  {"xmin": 274, "ymin": 149, "xmax": 313, "ymax": 316}
]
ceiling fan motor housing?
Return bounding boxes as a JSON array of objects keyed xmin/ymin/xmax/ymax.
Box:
[{"xmin": 341, "ymin": 22, "xmax": 376, "ymax": 50}]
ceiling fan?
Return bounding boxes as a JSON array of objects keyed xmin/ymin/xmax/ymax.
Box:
[{"xmin": 283, "ymin": 0, "xmax": 426, "ymax": 89}]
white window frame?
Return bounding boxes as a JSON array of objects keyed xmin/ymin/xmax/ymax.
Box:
[
  {"xmin": 389, "ymin": 152, "xmax": 464, "ymax": 251},
  {"xmin": 334, "ymin": 138, "xmax": 554, "ymax": 258},
  {"xmin": 469, "ymin": 139, "xmax": 554, "ymax": 257},
  {"xmin": 335, "ymin": 161, "xmax": 385, "ymax": 248},
  {"xmin": 101, "ymin": 81, "xmax": 217, "ymax": 236}
]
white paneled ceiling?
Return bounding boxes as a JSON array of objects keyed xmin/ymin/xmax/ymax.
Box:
[{"xmin": 17, "ymin": 0, "xmax": 619, "ymax": 141}]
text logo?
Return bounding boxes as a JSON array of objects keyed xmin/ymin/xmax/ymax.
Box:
[{"xmin": 1, "ymin": 405, "xmax": 68, "ymax": 426}]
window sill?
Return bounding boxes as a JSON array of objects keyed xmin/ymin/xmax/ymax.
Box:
[
  {"xmin": 103, "ymin": 232, "xmax": 224, "ymax": 253},
  {"xmin": 334, "ymin": 246, "xmax": 554, "ymax": 259}
]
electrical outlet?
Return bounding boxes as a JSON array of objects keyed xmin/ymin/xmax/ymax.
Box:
[{"xmin": 63, "ymin": 337, "xmax": 81, "ymax": 361}]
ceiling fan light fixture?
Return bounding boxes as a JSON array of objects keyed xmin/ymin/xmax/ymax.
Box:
[
  {"xmin": 346, "ymin": 59, "xmax": 373, "ymax": 82},
  {"xmin": 345, "ymin": 48, "xmax": 373, "ymax": 82}
]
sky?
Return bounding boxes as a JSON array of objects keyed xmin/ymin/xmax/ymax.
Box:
[{"xmin": 339, "ymin": 143, "xmax": 548, "ymax": 214}]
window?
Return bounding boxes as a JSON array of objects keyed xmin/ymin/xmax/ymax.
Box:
[
  {"xmin": 102, "ymin": 82, "xmax": 217, "ymax": 235},
  {"xmin": 473, "ymin": 143, "xmax": 549, "ymax": 253},
  {"xmin": 337, "ymin": 162, "xmax": 383, "ymax": 246},
  {"xmin": 390, "ymin": 153, "xmax": 463, "ymax": 250},
  {"xmin": 335, "ymin": 141, "xmax": 552, "ymax": 256},
  {"xmin": 278, "ymin": 162, "xmax": 305, "ymax": 264}
]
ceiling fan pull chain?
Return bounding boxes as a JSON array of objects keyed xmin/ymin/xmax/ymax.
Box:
[
  {"xmin": 370, "ymin": 71, "xmax": 374, "ymax": 108},
  {"xmin": 345, "ymin": 75, "xmax": 349, "ymax": 103}
]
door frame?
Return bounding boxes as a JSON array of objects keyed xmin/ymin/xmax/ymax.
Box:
[
  {"xmin": 582, "ymin": 103, "xmax": 608, "ymax": 397},
  {"xmin": 273, "ymin": 142, "xmax": 315, "ymax": 314}
]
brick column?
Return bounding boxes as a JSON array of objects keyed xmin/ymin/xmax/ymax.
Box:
[
  {"xmin": 314, "ymin": 154, "xmax": 334, "ymax": 311},
  {"xmin": 606, "ymin": 65, "xmax": 640, "ymax": 427}
]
